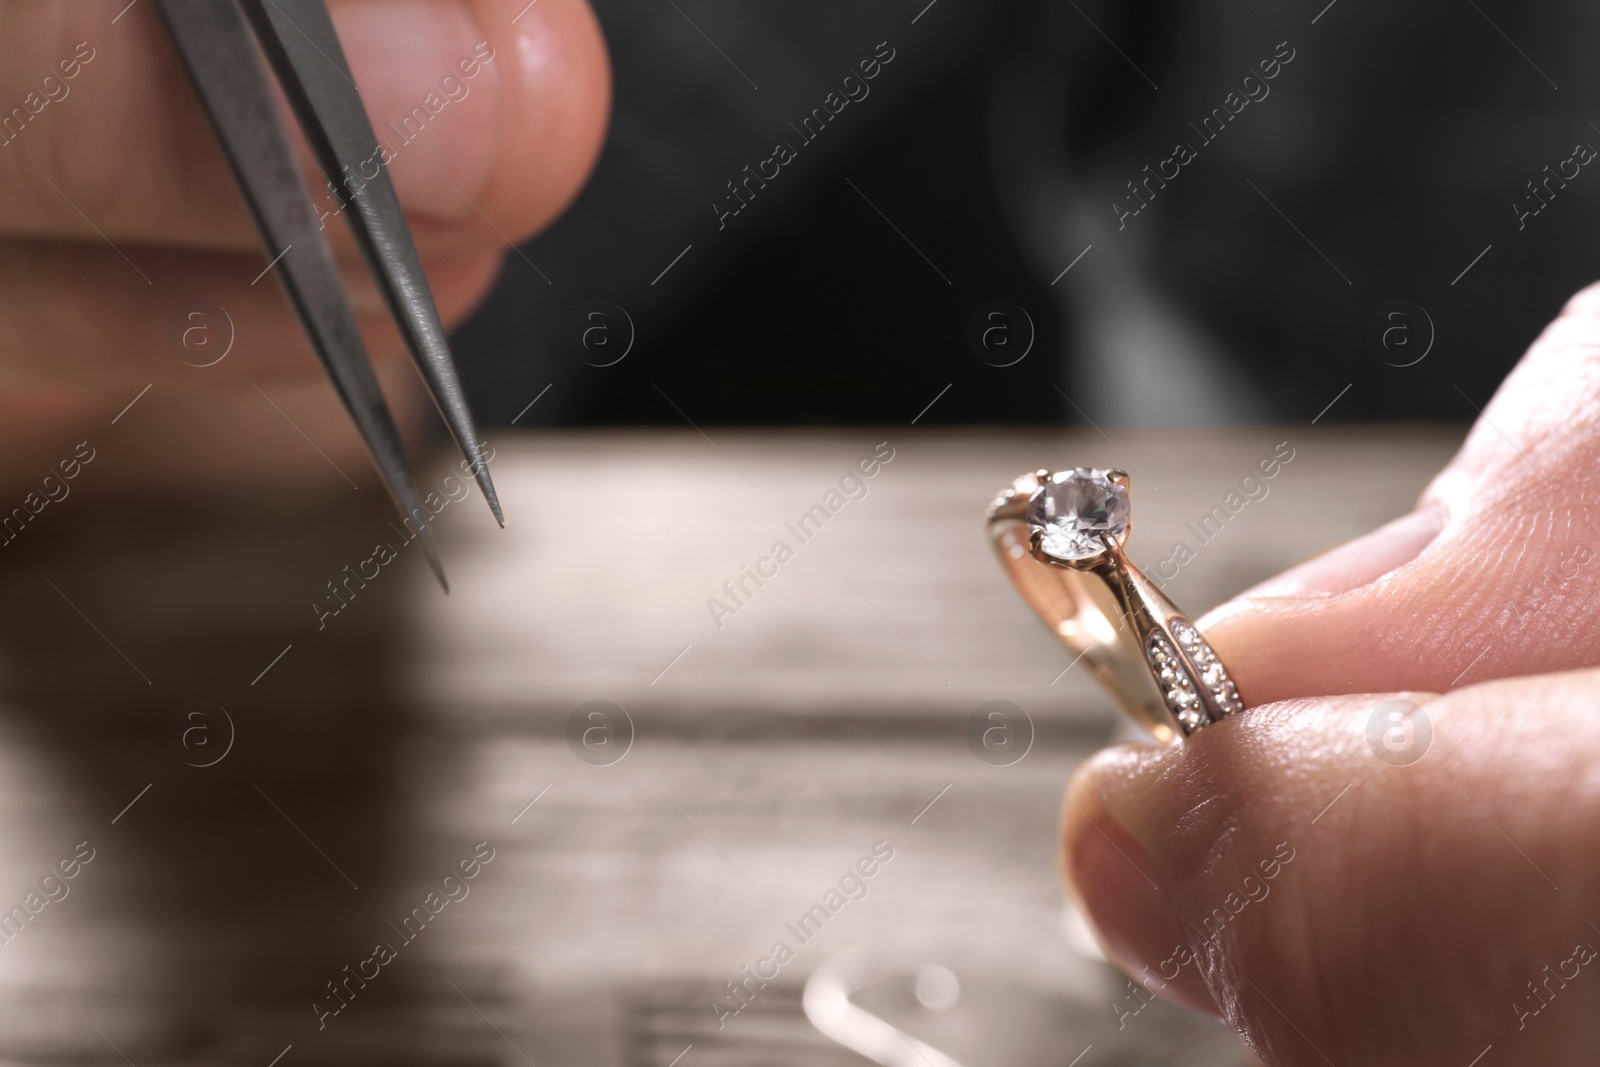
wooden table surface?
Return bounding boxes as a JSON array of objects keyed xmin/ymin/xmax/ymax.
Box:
[{"xmin": 0, "ymin": 426, "xmax": 1460, "ymax": 1066}]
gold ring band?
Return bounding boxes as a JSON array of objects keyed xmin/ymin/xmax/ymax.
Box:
[{"xmin": 986, "ymin": 467, "xmax": 1244, "ymax": 742}]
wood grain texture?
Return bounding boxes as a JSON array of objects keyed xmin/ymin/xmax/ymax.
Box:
[{"xmin": 0, "ymin": 427, "xmax": 1459, "ymax": 1065}]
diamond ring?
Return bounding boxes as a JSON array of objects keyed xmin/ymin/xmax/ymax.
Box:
[{"xmin": 985, "ymin": 467, "xmax": 1244, "ymax": 741}]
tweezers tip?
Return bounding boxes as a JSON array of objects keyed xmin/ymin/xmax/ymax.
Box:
[
  {"xmin": 417, "ymin": 528, "xmax": 449, "ymax": 593},
  {"xmin": 473, "ymin": 463, "xmax": 506, "ymax": 528}
]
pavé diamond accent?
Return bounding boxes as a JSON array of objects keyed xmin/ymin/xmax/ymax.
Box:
[
  {"xmin": 1147, "ymin": 632, "xmax": 1207, "ymax": 731},
  {"xmin": 1024, "ymin": 468, "xmax": 1130, "ymax": 562},
  {"xmin": 1170, "ymin": 619, "xmax": 1242, "ymax": 717},
  {"xmin": 1145, "ymin": 618, "xmax": 1243, "ymax": 733}
]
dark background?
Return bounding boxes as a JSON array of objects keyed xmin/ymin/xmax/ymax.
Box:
[{"xmin": 453, "ymin": 0, "xmax": 1600, "ymax": 427}]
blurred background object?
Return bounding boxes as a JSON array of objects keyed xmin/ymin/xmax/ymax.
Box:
[{"xmin": 458, "ymin": 0, "xmax": 1600, "ymax": 427}]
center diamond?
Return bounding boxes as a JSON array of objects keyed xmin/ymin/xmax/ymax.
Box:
[{"xmin": 1025, "ymin": 468, "xmax": 1129, "ymax": 561}]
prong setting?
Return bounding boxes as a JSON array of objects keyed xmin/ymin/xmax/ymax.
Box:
[{"xmin": 1023, "ymin": 467, "xmax": 1131, "ymax": 565}]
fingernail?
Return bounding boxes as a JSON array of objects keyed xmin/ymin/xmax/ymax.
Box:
[
  {"xmin": 1245, "ymin": 505, "xmax": 1447, "ymax": 599},
  {"xmin": 333, "ymin": 0, "xmax": 502, "ymax": 220},
  {"xmin": 1063, "ymin": 790, "xmax": 1215, "ymax": 1011}
]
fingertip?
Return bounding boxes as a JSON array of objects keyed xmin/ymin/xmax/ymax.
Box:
[
  {"xmin": 1062, "ymin": 746, "xmax": 1219, "ymax": 1014},
  {"xmin": 1189, "ymin": 505, "xmax": 1449, "ymax": 704},
  {"xmin": 330, "ymin": 0, "xmax": 610, "ymax": 244},
  {"xmin": 467, "ymin": 0, "xmax": 611, "ymax": 240},
  {"xmin": 333, "ymin": 0, "xmax": 506, "ymax": 221},
  {"xmin": 1058, "ymin": 699, "xmax": 1377, "ymax": 1012}
]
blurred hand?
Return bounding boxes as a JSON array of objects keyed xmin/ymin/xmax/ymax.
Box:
[
  {"xmin": 0, "ymin": 0, "xmax": 608, "ymax": 489},
  {"xmin": 1064, "ymin": 281, "xmax": 1600, "ymax": 1064}
]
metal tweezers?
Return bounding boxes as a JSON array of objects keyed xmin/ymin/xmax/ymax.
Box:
[{"xmin": 154, "ymin": 0, "xmax": 503, "ymax": 589}]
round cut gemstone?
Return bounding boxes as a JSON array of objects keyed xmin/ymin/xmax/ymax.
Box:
[{"xmin": 1025, "ymin": 468, "xmax": 1129, "ymax": 561}]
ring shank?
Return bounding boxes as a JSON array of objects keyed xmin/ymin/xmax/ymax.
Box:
[{"xmin": 988, "ymin": 504, "xmax": 1177, "ymax": 741}]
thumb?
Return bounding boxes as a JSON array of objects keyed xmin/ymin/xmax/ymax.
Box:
[
  {"xmin": 1201, "ymin": 281, "xmax": 1600, "ymax": 703},
  {"xmin": 1062, "ymin": 671, "xmax": 1600, "ymax": 1066}
]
